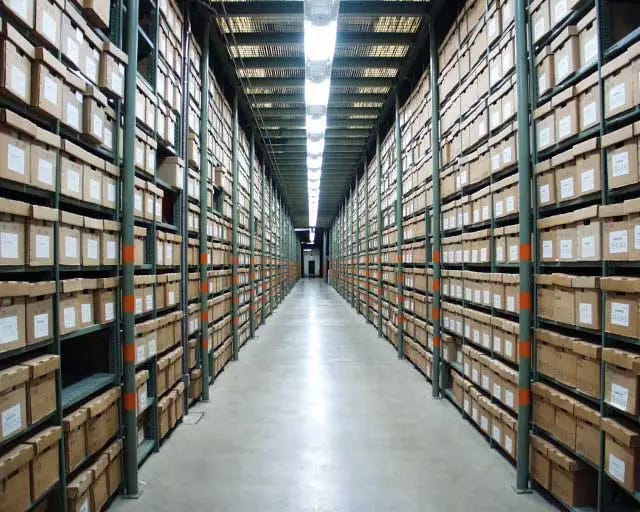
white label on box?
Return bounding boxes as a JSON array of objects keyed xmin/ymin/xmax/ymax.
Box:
[
  {"xmin": 0, "ymin": 316, "xmax": 18, "ymax": 344},
  {"xmin": 480, "ymin": 247, "xmax": 488, "ymax": 262},
  {"xmin": 134, "ymin": 193, "xmax": 143, "ymax": 213},
  {"xmin": 497, "ymin": 246, "xmax": 505, "ymax": 261},
  {"xmin": 33, "ymin": 313, "xmax": 49, "ymax": 339},
  {"xmin": 503, "ymin": 52, "xmax": 513, "ymax": 71},
  {"xmin": 494, "ymin": 294, "xmax": 502, "ymax": 309},
  {"xmin": 37, "ymin": 158, "xmax": 54, "ymax": 186},
  {"xmin": 611, "ymin": 383, "xmax": 630, "ymax": 411},
  {"xmin": 107, "ymin": 183, "xmax": 116, "ymax": 204},
  {"xmin": 63, "ymin": 306, "xmax": 76, "ymax": 328},
  {"xmin": 579, "ymin": 303, "xmax": 593, "ymax": 325},
  {"xmin": 105, "ymin": 302, "xmax": 114, "ymax": 322},
  {"xmin": 166, "ymin": 245, "xmax": 173, "ymax": 261},
  {"xmin": 582, "ymin": 102, "xmax": 597, "ymax": 128},
  {"xmin": 90, "ymin": 179, "xmax": 101, "ymax": 201},
  {"xmin": 135, "ymin": 146, "xmax": 144, "ymax": 166},
  {"xmin": 65, "ymin": 236, "xmax": 78, "ymax": 258},
  {"xmin": 507, "ymin": 296, "xmax": 515, "ymax": 312},
  {"xmin": 482, "ymin": 205, "xmax": 490, "ymax": 220},
  {"xmin": 112, "ymin": 72, "xmax": 123, "ymax": 94},
  {"xmin": 87, "ymin": 238, "xmax": 98, "ymax": 260},
  {"xmin": 542, "ymin": 240, "xmax": 553, "ymax": 259},
  {"xmin": 0, "ymin": 232, "xmax": 19, "ymax": 260},
  {"xmin": 471, "ymin": 367, "xmax": 479, "ymax": 383},
  {"xmin": 610, "ymin": 230, "xmax": 628, "ymax": 254},
  {"xmin": 560, "ymin": 239, "xmax": 573, "ymax": 259},
  {"xmin": 7, "ymin": 144, "xmax": 25, "ymax": 175},
  {"xmin": 85, "ymin": 57, "xmax": 97, "ymax": 81},
  {"xmin": 555, "ymin": 0, "xmax": 567, "ymax": 21},
  {"xmin": 463, "ymin": 211, "xmax": 470, "ymax": 225},
  {"xmin": 491, "ymin": 154, "xmax": 501, "ymax": 171},
  {"xmin": 506, "ymin": 195, "xmax": 515, "ymax": 213},
  {"xmin": 135, "ymin": 297, "xmax": 142, "ymax": 314},
  {"xmin": 66, "ymin": 37, "xmax": 79, "ymax": 62},
  {"xmin": 534, "ymin": 18, "xmax": 545, "ymax": 39},
  {"xmin": 493, "ymin": 336, "xmax": 502, "ymax": 353},
  {"xmin": 67, "ymin": 169, "xmax": 80, "ymax": 193},
  {"xmin": 560, "ymin": 177, "xmax": 574, "ymax": 199},
  {"xmin": 147, "ymin": 336, "xmax": 157, "ymax": 356},
  {"xmin": 505, "ymin": 434, "xmax": 513, "ymax": 454},
  {"xmin": 478, "ymin": 119, "xmax": 487, "ymax": 137},
  {"xmin": 538, "ymin": 73, "xmax": 547, "ymax": 92},
  {"xmin": 480, "ymin": 416, "xmax": 489, "ymax": 431},
  {"xmin": 558, "ymin": 116, "xmax": 572, "ymax": 138},
  {"xmin": 463, "ymin": 398, "xmax": 470, "ymax": 414},
  {"xmin": 557, "ymin": 55, "xmax": 569, "ymax": 81},
  {"xmin": 465, "ymin": 288, "xmax": 472, "ymax": 301},
  {"xmin": 92, "ymin": 115, "xmax": 103, "ymax": 138},
  {"xmin": 504, "ymin": 389, "xmax": 516, "ymax": 409},
  {"xmin": 10, "ymin": 65, "xmax": 26, "ymax": 99},
  {"xmin": 81, "ymin": 303, "xmax": 91, "ymax": 323},
  {"xmin": 481, "ymin": 375, "xmax": 489, "ymax": 390},
  {"xmin": 443, "ymin": 217, "xmax": 449, "ymax": 230},
  {"xmin": 66, "ymin": 102, "xmax": 80, "ymax": 130},
  {"xmin": 495, "ymin": 200, "xmax": 504, "ymax": 217},
  {"xmin": 44, "ymin": 76, "xmax": 58, "ymax": 104},
  {"xmin": 505, "ymin": 339, "xmax": 514, "ymax": 358},
  {"xmin": 611, "ymin": 302, "xmax": 630, "ymax": 327},
  {"xmin": 609, "ymin": 453, "xmax": 626, "ymax": 483},
  {"xmin": 580, "ymin": 169, "xmax": 595, "ymax": 192},
  {"xmin": 584, "ymin": 36, "xmax": 597, "ymax": 63},
  {"xmin": 539, "ymin": 184, "xmax": 550, "ymax": 204},
  {"xmin": 579, "ymin": 235, "xmax": 596, "ymax": 260},
  {"xmin": 504, "ymin": 100, "xmax": 513, "ymax": 118},
  {"xmin": 145, "ymin": 294, "xmax": 153, "ymax": 310},
  {"xmin": 472, "ymin": 249, "xmax": 478, "ymax": 263},
  {"xmin": 610, "ymin": 83, "xmax": 627, "ymax": 111},
  {"xmin": 488, "ymin": 17, "xmax": 497, "ymax": 37},
  {"xmin": 474, "ymin": 290, "xmax": 481, "ymax": 303},
  {"xmin": 491, "ymin": 110, "xmax": 501, "ymax": 128},
  {"xmin": 107, "ymin": 240, "xmax": 116, "ymax": 261},
  {"xmin": 2, "ymin": 404, "xmax": 22, "ymax": 437},
  {"xmin": 136, "ymin": 344, "xmax": 145, "ymax": 363},
  {"xmin": 509, "ymin": 244, "xmax": 518, "ymax": 262},
  {"xmin": 169, "ymin": 290, "xmax": 176, "ymax": 304},
  {"xmin": 42, "ymin": 10, "xmax": 56, "ymax": 42},
  {"xmin": 104, "ymin": 126, "xmax": 113, "ymax": 149},
  {"xmin": 9, "ymin": 0, "xmax": 27, "ymax": 19},
  {"xmin": 482, "ymin": 333, "xmax": 490, "ymax": 348},
  {"xmin": 492, "ymin": 424, "xmax": 501, "ymax": 442},
  {"xmin": 539, "ymin": 127, "xmax": 550, "ymax": 148},
  {"xmin": 503, "ymin": 147, "xmax": 513, "ymax": 165},
  {"xmin": 635, "ymin": 224, "xmax": 640, "ymax": 249},
  {"xmin": 35, "ymin": 234, "xmax": 50, "ymax": 259}
]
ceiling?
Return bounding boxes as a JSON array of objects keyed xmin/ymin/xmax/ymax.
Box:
[{"xmin": 205, "ymin": 0, "xmax": 432, "ymax": 228}]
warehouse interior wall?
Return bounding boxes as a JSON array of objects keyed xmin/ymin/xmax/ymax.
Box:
[{"xmin": 303, "ymin": 248, "xmax": 321, "ymax": 277}]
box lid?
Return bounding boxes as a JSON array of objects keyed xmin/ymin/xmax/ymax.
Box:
[
  {"xmin": 84, "ymin": 216, "xmax": 103, "ymax": 230},
  {"xmin": 0, "ymin": 197, "xmax": 30, "ymax": 217},
  {"xmin": 21, "ymin": 354, "xmax": 60, "ymax": 379},
  {"xmin": 29, "ymin": 281, "xmax": 56, "ymax": 297},
  {"xmin": 574, "ymin": 402, "xmax": 600, "ymax": 425},
  {"xmin": 86, "ymin": 387, "xmax": 120, "ymax": 417},
  {"xmin": 0, "ymin": 444, "xmax": 33, "ymax": 480},
  {"xmin": 26, "ymin": 425, "xmax": 61, "ymax": 454},
  {"xmin": 603, "ymin": 347, "xmax": 640, "ymax": 372},
  {"xmin": 102, "ymin": 41, "xmax": 128, "ymax": 64},
  {"xmin": 602, "ymin": 417, "xmax": 640, "ymax": 447},
  {"xmin": 31, "ymin": 205, "xmax": 58, "ymax": 222},
  {"xmin": 67, "ymin": 469, "xmax": 93, "ymax": 498},
  {"xmin": 97, "ymin": 277, "xmax": 119, "ymax": 289},
  {"xmin": 63, "ymin": 408, "xmax": 88, "ymax": 430},
  {"xmin": 601, "ymin": 276, "xmax": 640, "ymax": 294},
  {"xmin": 135, "ymin": 370, "xmax": 149, "ymax": 385},
  {"xmin": 0, "ymin": 364, "xmax": 29, "ymax": 393},
  {"xmin": 88, "ymin": 453, "xmax": 109, "ymax": 478},
  {"xmin": 34, "ymin": 47, "xmax": 66, "ymax": 77},
  {"xmin": 0, "ymin": 20, "xmax": 35, "ymax": 58},
  {"xmin": 61, "ymin": 210, "xmax": 84, "ymax": 228},
  {"xmin": 0, "ymin": 281, "xmax": 30, "ymax": 297},
  {"xmin": 105, "ymin": 438, "xmax": 123, "ymax": 461}
]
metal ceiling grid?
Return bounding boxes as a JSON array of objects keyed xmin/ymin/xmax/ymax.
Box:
[{"xmin": 208, "ymin": 0, "xmax": 431, "ymax": 227}]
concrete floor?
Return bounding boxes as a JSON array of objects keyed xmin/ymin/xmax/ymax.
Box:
[{"xmin": 113, "ymin": 279, "xmax": 553, "ymax": 512}]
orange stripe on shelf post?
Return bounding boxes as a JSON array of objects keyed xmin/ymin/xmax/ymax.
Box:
[
  {"xmin": 433, "ymin": 336, "xmax": 441, "ymax": 348},
  {"xmin": 122, "ymin": 245, "xmax": 135, "ymax": 265},
  {"xmin": 123, "ymin": 343, "xmax": 136, "ymax": 363},
  {"xmin": 123, "ymin": 295, "xmax": 135, "ymax": 314},
  {"xmin": 201, "ymin": 339, "xmax": 209, "ymax": 351},
  {"xmin": 123, "ymin": 392, "xmax": 137, "ymax": 412},
  {"xmin": 200, "ymin": 253, "xmax": 208, "ymax": 265},
  {"xmin": 433, "ymin": 279, "xmax": 441, "ymax": 293},
  {"xmin": 519, "ymin": 243, "xmax": 532, "ymax": 262},
  {"xmin": 432, "ymin": 308, "xmax": 440, "ymax": 321},
  {"xmin": 200, "ymin": 282, "xmax": 208, "ymax": 294},
  {"xmin": 519, "ymin": 389, "xmax": 531, "ymax": 407},
  {"xmin": 520, "ymin": 291, "xmax": 532, "ymax": 312},
  {"xmin": 519, "ymin": 340, "xmax": 532, "ymax": 359},
  {"xmin": 432, "ymin": 250, "xmax": 441, "ymax": 264}
]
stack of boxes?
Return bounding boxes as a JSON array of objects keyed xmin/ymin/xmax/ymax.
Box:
[{"xmin": 236, "ymin": 132, "xmax": 252, "ymax": 349}]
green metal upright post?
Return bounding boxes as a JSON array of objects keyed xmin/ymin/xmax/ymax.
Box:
[
  {"xmin": 198, "ymin": 18, "xmax": 211, "ymax": 400},
  {"xmin": 365, "ymin": 162, "xmax": 370, "ymax": 323},
  {"xmin": 430, "ymin": 24, "xmax": 442, "ymax": 398},
  {"xmin": 261, "ymin": 168, "xmax": 265, "ymax": 324},
  {"xmin": 376, "ymin": 130, "xmax": 383, "ymax": 337},
  {"xmin": 122, "ymin": 0, "xmax": 140, "ymax": 494},
  {"xmin": 249, "ymin": 131, "xmax": 256, "ymax": 338},
  {"xmin": 515, "ymin": 0, "xmax": 532, "ymax": 492},
  {"xmin": 395, "ymin": 92, "xmax": 404, "ymax": 359},
  {"xmin": 323, "ymin": 231, "xmax": 327, "ymax": 283},
  {"xmin": 231, "ymin": 94, "xmax": 239, "ymax": 360},
  {"xmin": 355, "ymin": 173, "xmax": 360, "ymax": 314}
]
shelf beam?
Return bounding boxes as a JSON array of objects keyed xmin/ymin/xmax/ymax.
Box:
[
  {"xmin": 232, "ymin": 93, "xmax": 240, "ymax": 361},
  {"xmin": 394, "ymin": 91, "xmax": 404, "ymax": 360},
  {"xmin": 249, "ymin": 131, "xmax": 256, "ymax": 338}
]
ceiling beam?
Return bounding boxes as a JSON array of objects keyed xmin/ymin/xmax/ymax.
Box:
[
  {"xmin": 263, "ymin": 128, "xmax": 371, "ymax": 137},
  {"xmin": 265, "ymin": 139, "xmax": 365, "ymax": 146},
  {"xmin": 251, "ymin": 93, "xmax": 386, "ymax": 104},
  {"xmin": 243, "ymin": 76, "xmax": 395, "ymax": 88},
  {"xmin": 209, "ymin": 1, "xmax": 430, "ymax": 17},
  {"xmin": 255, "ymin": 107, "xmax": 381, "ymax": 117},
  {"xmin": 261, "ymin": 120, "xmax": 374, "ymax": 129},
  {"xmin": 230, "ymin": 32, "xmax": 415, "ymax": 46},
  {"xmin": 238, "ymin": 56, "xmax": 402, "ymax": 69}
]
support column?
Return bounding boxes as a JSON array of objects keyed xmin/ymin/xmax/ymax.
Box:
[
  {"xmin": 430, "ymin": 24, "xmax": 442, "ymax": 398},
  {"xmin": 249, "ymin": 132, "xmax": 255, "ymax": 338},
  {"xmin": 198, "ymin": 18, "xmax": 211, "ymax": 399},
  {"xmin": 355, "ymin": 174, "xmax": 360, "ymax": 314},
  {"xmin": 122, "ymin": 0, "xmax": 141, "ymax": 494},
  {"xmin": 260, "ymin": 168, "xmax": 265, "ymax": 324},
  {"xmin": 231, "ymin": 94, "xmax": 239, "ymax": 360},
  {"xmin": 376, "ymin": 131, "xmax": 383, "ymax": 337},
  {"xmin": 323, "ymin": 231, "xmax": 327, "ymax": 283},
  {"xmin": 515, "ymin": 0, "xmax": 532, "ymax": 492},
  {"xmin": 365, "ymin": 161, "xmax": 370, "ymax": 323},
  {"xmin": 394, "ymin": 92, "xmax": 404, "ymax": 359}
]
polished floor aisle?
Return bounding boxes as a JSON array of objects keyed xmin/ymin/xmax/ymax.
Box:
[{"xmin": 113, "ymin": 279, "xmax": 552, "ymax": 512}]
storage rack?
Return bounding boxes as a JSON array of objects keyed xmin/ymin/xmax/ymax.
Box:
[
  {"xmin": 0, "ymin": 1, "xmax": 297, "ymax": 510},
  {"xmin": 329, "ymin": 0, "xmax": 640, "ymax": 510}
]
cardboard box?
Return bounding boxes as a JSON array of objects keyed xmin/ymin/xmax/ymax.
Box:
[
  {"xmin": 0, "ymin": 21, "xmax": 34, "ymax": 104},
  {"xmin": 536, "ymin": 102, "xmax": 555, "ymax": 151},
  {"xmin": 551, "ymin": 25, "xmax": 579, "ymax": 84},
  {"xmin": 101, "ymin": 221, "xmax": 119, "ymax": 266},
  {"xmin": 21, "ymin": 354, "xmax": 58, "ymax": 423},
  {"xmin": 95, "ymin": 277, "xmax": 118, "ymax": 324},
  {"xmin": 575, "ymin": 402, "xmax": 601, "ymax": 466},
  {"xmin": 81, "ymin": 23, "xmax": 101, "ymax": 85},
  {"xmin": 82, "ymin": 85, "xmax": 107, "ymax": 144},
  {"xmin": 86, "ymin": 387, "xmax": 120, "ymax": 456},
  {"xmin": 82, "ymin": 0, "xmax": 110, "ymax": 30},
  {"xmin": 0, "ymin": 443, "xmax": 33, "ymax": 512},
  {"xmin": 573, "ymin": 136, "xmax": 601, "ymax": 196},
  {"xmin": 25, "ymin": 425, "xmax": 60, "ymax": 500},
  {"xmin": 30, "ymin": 127, "xmax": 59, "ymax": 192},
  {"xmin": 82, "ymin": 216, "xmax": 102, "ymax": 266},
  {"xmin": 602, "ymin": 45, "xmax": 638, "ymax": 119},
  {"xmin": 35, "ymin": 0, "xmax": 62, "ymax": 47},
  {"xmin": 602, "ymin": 123, "xmax": 640, "ymax": 190},
  {"xmin": 0, "ymin": 199, "xmax": 29, "ymax": 266},
  {"xmin": 603, "ymin": 417, "xmax": 640, "ymax": 492},
  {"xmin": 27, "ymin": 205, "xmax": 56, "ymax": 267},
  {"xmin": 102, "ymin": 163, "xmax": 118, "ymax": 210},
  {"xmin": 157, "ymin": 156, "xmax": 184, "ymax": 190},
  {"xmin": 133, "ymin": 226, "xmax": 146, "ymax": 266},
  {"xmin": 0, "ymin": 109, "xmax": 34, "ymax": 185},
  {"xmin": 89, "ymin": 453, "xmax": 109, "ymax": 511},
  {"xmin": 105, "ymin": 439, "xmax": 122, "ymax": 496},
  {"xmin": 530, "ymin": 0, "xmax": 550, "ymax": 44},
  {"xmin": 602, "ymin": 277, "xmax": 640, "ymax": 338},
  {"xmin": 25, "ymin": 281, "xmax": 54, "ymax": 345},
  {"xmin": 31, "ymin": 47, "xmax": 64, "ymax": 119},
  {"xmin": 66, "ymin": 469, "xmax": 92, "ymax": 512},
  {"xmin": 549, "ymin": 444, "xmax": 597, "ymax": 507},
  {"xmin": 553, "ymin": 86, "xmax": 578, "ymax": 142},
  {"xmin": 536, "ymin": 47, "xmax": 554, "ymax": 96},
  {"xmin": 59, "ymin": 211, "xmax": 83, "ymax": 265},
  {"xmin": 0, "ymin": 364, "xmax": 29, "ymax": 441},
  {"xmin": 63, "ymin": 408, "xmax": 88, "ymax": 472}
]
